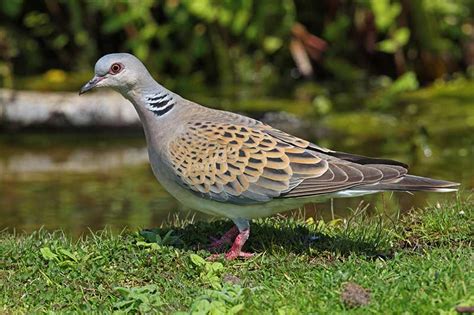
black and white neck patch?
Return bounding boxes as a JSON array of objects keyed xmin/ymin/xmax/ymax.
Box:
[{"xmin": 145, "ymin": 92, "xmax": 175, "ymax": 116}]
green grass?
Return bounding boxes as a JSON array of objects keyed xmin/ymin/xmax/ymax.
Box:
[{"xmin": 1, "ymin": 198, "xmax": 473, "ymax": 314}]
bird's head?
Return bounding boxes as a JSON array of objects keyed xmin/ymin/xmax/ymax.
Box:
[{"xmin": 79, "ymin": 53, "xmax": 149, "ymax": 95}]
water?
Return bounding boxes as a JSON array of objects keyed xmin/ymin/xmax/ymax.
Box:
[{"xmin": 1, "ymin": 96, "xmax": 473, "ymax": 235}]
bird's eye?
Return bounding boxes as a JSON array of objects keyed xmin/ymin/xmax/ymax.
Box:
[{"xmin": 110, "ymin": 63, "xmax": 123, "ymax": 74}]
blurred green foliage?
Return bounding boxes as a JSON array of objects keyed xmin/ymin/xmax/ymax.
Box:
[
  {"xmin": 0, "ymin": 0, "xmax": 473, "ymax": 96},
  {"xmin": 0, "ymin": 0, "xmax": 295, "ymax": 91}
]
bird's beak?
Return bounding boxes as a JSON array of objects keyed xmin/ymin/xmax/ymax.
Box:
[{"xmin": 79, "ymin": 75, "xmax": 104, "ymax": 95}]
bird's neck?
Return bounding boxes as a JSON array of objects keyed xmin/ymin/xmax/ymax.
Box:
[
  {"xmin": 120, "ymin": 81, "xmax": 179, "ymax": 158},
  {"xmin": 123, "ymin": 81, "xmax": 178, "ymax": 118}
]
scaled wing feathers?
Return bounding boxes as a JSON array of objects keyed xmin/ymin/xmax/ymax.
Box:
[{"xmin": 168, "ymin": 121, "xmax": 328, "ymax": 203}]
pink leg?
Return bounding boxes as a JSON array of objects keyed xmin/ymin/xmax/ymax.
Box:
[
  {"xmin": 207, "ymin": 219, "xmax": 253, "ymax": 261},
  {"xmin": 209, "ymin": 226, "xmax": 239, "ymax": 249},
  {"xmin": 224, "ymin": 228, "xmax": 253, "ymax": 260}
]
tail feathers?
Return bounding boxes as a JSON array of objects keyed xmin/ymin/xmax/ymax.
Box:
[{"xmin": 356, "ymin": 175, "xmax": 460, "ymax": 193}]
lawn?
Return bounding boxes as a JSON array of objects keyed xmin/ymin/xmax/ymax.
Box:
[{"xmin": 1, "ymin": 196, "xmax": 473, "ymax": 314}]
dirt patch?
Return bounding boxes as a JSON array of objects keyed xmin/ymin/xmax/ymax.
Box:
[
  {"xmin": 223, "ymin": 274, "xmax": 241, "ymax": 285},
  {"xmin": 341, "ymin": 282, "xmax": 371, "ymax": 308}
]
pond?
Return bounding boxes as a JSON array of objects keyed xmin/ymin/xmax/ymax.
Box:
[{"xmin": 1, "ymin": 90, "xmax": 473, "ymax": 236}]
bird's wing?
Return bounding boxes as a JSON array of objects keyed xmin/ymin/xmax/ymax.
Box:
[{"xmin": 167, "ymin": 121, "xmax": 407, "ymax": 204}]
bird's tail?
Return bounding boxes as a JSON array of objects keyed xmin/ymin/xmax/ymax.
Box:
[{"xmin": 356, "ymin": 175, "xmax": 460, "ymax": 193}]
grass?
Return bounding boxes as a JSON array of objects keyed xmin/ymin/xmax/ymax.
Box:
[{"xmin": 1, "ymin": 197, "xmax": 473, "ymax": 314}]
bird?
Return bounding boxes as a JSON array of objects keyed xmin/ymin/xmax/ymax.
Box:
[{"xmin": 80, "ymin": 53, "xmax": 459, "ymax": 260}]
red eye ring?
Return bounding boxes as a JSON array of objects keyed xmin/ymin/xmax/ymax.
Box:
[{"xmin": 110, "ymin": 63, "xmax": 123, "ymax": 74}]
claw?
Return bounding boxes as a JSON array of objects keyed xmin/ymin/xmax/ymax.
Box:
[
  {"xmin": 225, "ymin": 251, "xmax": 254, "ymax": 260},
  {"xmin": 207, "ymin": 251, "xmax": 254, "ymax": 261}
]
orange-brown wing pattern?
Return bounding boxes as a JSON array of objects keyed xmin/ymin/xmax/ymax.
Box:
[{"xmin": 168, "ymin": 121, "xmax": 328, "ymax": 203}]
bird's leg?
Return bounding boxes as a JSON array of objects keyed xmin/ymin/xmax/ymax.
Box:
[
  {"xmin": 223, "ymin": 218, "xmax": 253, "ymax": 260},
  {"xmin": 209, "ymin": 225, "xmax": 239, "ymax": 249},
  {"xmin": 224, "ymin": 227, "xmax": 253, "ymax": 260},
  {"xmin": 207, "ymin": 218, "xmax": 253, "ymax": 260}
]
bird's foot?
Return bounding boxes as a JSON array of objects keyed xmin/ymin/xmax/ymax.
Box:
[
  {"xmin": 208, "ymin": 226, "xmax": 239, "ymax": 250},
  {"xmin": 225, "ymin": 250, "xmax": 254, "ymax": 260},
  {"xmin": 207, "ymin": 251, "xmax": 254, "ymax": 261}
]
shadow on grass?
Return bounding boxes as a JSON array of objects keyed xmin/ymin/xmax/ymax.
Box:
[{"xmin": 141, "ymin": 219, "xmax": 393, "ymax": 260}]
